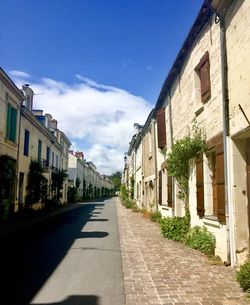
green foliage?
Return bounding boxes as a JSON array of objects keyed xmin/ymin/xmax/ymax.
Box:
[
  {"xmin": 160, "ymin": 215, "xmax": 189, "ymax": 242},
  {"xmin": 184, "ymin": 226, "xmax": 215, "ymax": 256},
  {"xmin": 120, "ymin": 184, "xmax": 129, "ymax": 202},
  {"xmin": 51, "ymin": 169, "xmax": 67, "ymax": 204},
  {"xmin": 150, "ymin": 211, "xmax": 162, "ymax": 223},
  {"xmin": 108, "ymin": 171, "xmax": 122, "ymax": 191},
  {"xmin": 75, "ymin": 177, "xmax": 81, "ymax": 189},
  {"xmin": 236, "ymin": 261, "xmax": 250, "ymax": 292},
  {"xmin": 167, "ymin": 122, "xmax": 207, "ymax": 201},
  {"xmin": 26, "ymin": 160, "xmax": 48, "ymax": 207},
  {"xmin": 130, "ymin": 176, "xmax": 135, "ymax": 199},
  {"xmin": 0, "ymin": 155, "xmax": 17, "ymax": 218},
  {"xmin": 123, "ymin": 198, "xmax": 135, "ymax": 209},
  {"xmin": 67, "ymin": 186, "xmax": 78, "ymax": 203}
]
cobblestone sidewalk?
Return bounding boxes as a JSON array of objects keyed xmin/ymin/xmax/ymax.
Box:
[{"xmin": 116, "ymin": 199, "xmax": 249, "ymax": 305}]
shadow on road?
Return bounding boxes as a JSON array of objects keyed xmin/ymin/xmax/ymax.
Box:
[
  {"xmin": 32, "ymin": 295, "xmax": 99, "ymax": 305},
  {"xmin": 0, "ymin": 201, "xmax": 108, "ymax": 305}
]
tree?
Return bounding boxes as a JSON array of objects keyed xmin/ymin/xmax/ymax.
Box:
[
  {"xmin": 51, "ymin": 169, "xmax": 68, "ymax": 205},
  {"xmin": 108, "ymin": 171, "xmax": 122, "ymax": 191},
  {"xmin": 25, "ymin": 160, "xmax": 48, "ymax": 208}
]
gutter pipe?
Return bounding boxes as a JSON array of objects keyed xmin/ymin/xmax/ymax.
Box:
[{"xmin": 215, "ymin": 6, "xmax": 236, "ymax": 266}]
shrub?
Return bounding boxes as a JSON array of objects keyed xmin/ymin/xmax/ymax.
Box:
[
  {"xmin": 236, "ymin": 261, "xmax": 250, "ymax": 292},
  {"xmin": 150, "ymin": 211, "xmax": 162, "ymax": 223},
  {"xmin": 120, "ymin": 184, "xmax": 129, "ymax": 202},
  {"xmin": 123, "ymin": 198, "xmax": 135, "ymax": 209},
  {"xmin": 184, "ymin": 226, "xmax": 215, "ymax": 256},
  {"xmin": 160, "ymin": 216, "xmax": 189, "ymax": 242}
]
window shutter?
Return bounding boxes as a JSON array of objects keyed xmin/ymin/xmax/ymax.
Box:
[
  {"xmin": 24, "ymin": 130, "xmax": 30, "ymax": 156},
  {"xmin": 46, "ymin": 147, "xmax": 50, "ymax": 166},
  {"xmin": 167, "ymin": 176, "xmax": 173, "ymax": 207},
  {"xmin": 196, "ymin": 156, "xmax": 204, "ymax": 217},
  {"xmin": 199, "ymin": 52, "xmax": 211, "ymax": 103},
  {"xmin": 158, "ymin": 171, "xmax": 162, "ymax": 205},
  {"xmin": 6, "ymin": 103, "xmax": 11, "ymax": 140},
  {"xmin": 157, "ymin": 108, "xmax": 166, "ymax": 149},
  {"xmin": 38, "ymin": 140, "xmax": 42, "ymax": 162},
  {"xmin": 10, "ymin": 107, "xmax": 17, "ymax": 142},
  {"xmin": 215, "ymin": 149, "xmax": 225, "ymax": 224}
]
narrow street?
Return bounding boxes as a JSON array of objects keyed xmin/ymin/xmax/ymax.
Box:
[
  {"xmin": 0, "ymin": 199, "xmax": 125, "ymax": 305},
  {"xmin": 0, "ymin": 198, "xmax": 249, "ymax": 305}
]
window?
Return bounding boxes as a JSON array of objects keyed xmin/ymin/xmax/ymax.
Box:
[
  {"xmin": 211, "ymin": 145, "xmax": 225, "ymax": 224},
  {"xmin": 6, "ymin": 103, "xmax": 17, "ymax": 142},
  {"xmin": 23, "ymin": 130, "xmax": 30, "ymax": 156},
  {"xmin": 46, "ymin": 146, "xmax": 50, "ymax": 167},
  {"xmin": 196, "ymin": 156, "xmax": 204, "ymax": 217},
  {"xmin": 167, "ymin": 176, "xmax": 173, "ymax": 207},
  {"xmin": 56, "ymin": 155, "xmax": 59, "ymax": 169},
  {"xmin": 52, "ymin": 151, "xmax": 54, "ymax": 167},
  {"xmin": 148, "ymin": 127, "xmax": 152, "ymax": 158},
  {"xmin": 157, "ymin": 108, "xmax": 166, "ymax": 149},
  {"xmin": 38, "ymin": 140, "xmax": 42, "ymax": 162},
  {"xmin": 196, "ymin": 52, "xmax": 211, "ymax": 103}
]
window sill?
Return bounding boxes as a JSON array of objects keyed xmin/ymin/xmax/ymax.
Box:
[
  {"xmin": 161, "ymin": 205, "xmax": 172, "ymax": 210},
  {"xmin": 4, "ymin": 138, "xmax": 18, "ymax": 148},
  {"xmin": 203, "ymin": 215, "xmax": 221, "ymax": 228},
  {"xmin": 195, "ymin": 105, "xmax": 204, "ymax": 117}
]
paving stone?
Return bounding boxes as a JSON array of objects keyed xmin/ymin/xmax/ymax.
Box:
[{"xmin": 116, "ymin": 198, "xmax": 250, "ymax": 305}]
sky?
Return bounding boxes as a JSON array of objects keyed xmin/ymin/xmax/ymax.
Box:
[{"xmin": 0, "ymin": 0, "xmax": 203, "ymax": 175}]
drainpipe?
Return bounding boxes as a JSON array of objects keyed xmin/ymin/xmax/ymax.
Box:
[
  {"xmin": 16, "ymin": 104, "xmax": 22, "ymax": 212},
  {"xmin": 152, "ymin": 118, "xmax": 158, "ymax": 212},
  {"xmin": 134, "ymin": 148, "xmax": 136, "ymax": 201},
  {"xmin": 167, "ymin": 91, "xmax": 175, "ymax": 216},
  {"xmin": 216, "ymin": 8, "xmax": 236, "ymax": 266}
]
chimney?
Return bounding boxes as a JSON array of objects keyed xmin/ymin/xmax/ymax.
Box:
[
  {"xmin": 45, "ymin": 113, "xmax": 52, "ymax": 129},
  {"xmin": 51, "ymin": 119, "xmax": 58, "ymax": 130},
  {"xmin": 22, "ymin": 84, "xmax": 34, "ymax": 111},
  {"xmin": 75, "ymin": 151, "xmax": 84, "ymax": 161}
]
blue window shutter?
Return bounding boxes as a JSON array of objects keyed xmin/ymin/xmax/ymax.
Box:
[
  {"xmin": 24, "ymin": 130, "xmax": 30, "ymax": 156},
  {"xmin": 38, "ymin": 140, "xmax": 42, "ymax": 161}
]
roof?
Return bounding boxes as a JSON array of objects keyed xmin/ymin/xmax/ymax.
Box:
[
  {"xmin": 155, "ymin": 0, "xmax": 213, "ymax": 110},
  {"xmin": 0, "ymin": 67, "xmax": 25, "ymax": 101}
]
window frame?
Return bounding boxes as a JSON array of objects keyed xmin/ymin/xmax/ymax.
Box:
[
  {"xmin": 6, "ymin": 103, "xmax": 18, "ymax": 143},
  {"xmin": 195, "ymin": 51, "xmax": 211, "ymax": 103},
  {"xmin": 23, "ymin": 129, "xmax": 30, "ymax": 156}
]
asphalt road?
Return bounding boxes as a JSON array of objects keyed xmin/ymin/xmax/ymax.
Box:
[{"xmin": 0, "ymin": 198, "xmax": 125, "ymax": 305}]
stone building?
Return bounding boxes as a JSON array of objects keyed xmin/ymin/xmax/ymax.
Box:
[
  {"xmin": 124, "ymin": 0, "xmax": 250, "ymax": 266},
  {"xmin": 0, "ymin": 68, "xmax": 25, "ymax": 215},
  {"xmin": 18, "ymin": 84, "xmax": 71, "ymax": 209}
]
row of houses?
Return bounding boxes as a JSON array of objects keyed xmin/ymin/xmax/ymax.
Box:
[
  {"xmin": 0, "ymin": 68, "xmax": 113, "ymax": 218},
  {"xmin": 123, "ymin": 0, "xmax": 250, "ymax": 266},
  {"xmin": 68, "ymin": 151, "xmax": 113, "ymax": 199}
]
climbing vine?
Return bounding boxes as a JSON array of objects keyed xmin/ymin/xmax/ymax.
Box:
[{"xmin": 167, "ymin": 121, "xmax": 207, "ymax": 202}]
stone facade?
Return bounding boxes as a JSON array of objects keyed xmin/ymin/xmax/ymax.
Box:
[{"xmin": 124, "ymin": 0, "xmax": 250, "ymax": 266}]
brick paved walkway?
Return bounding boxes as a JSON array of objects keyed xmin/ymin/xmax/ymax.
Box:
[{"xmin": 116, "ymin": 198, "xmax": 250, "ymax": 305}]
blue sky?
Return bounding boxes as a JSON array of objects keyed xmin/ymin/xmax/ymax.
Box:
[{"xmin": 0, "ymin": 0, "xmax": 204, "ymax": 174}]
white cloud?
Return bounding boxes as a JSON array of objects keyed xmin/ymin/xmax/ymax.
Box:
[
  {"xmin": 10, "ymin": 70, "xmax": 31, "ymax": 79},
  {"xmin": 12, "ymin": 70, "xmax": 151, "ymax": 175}
]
